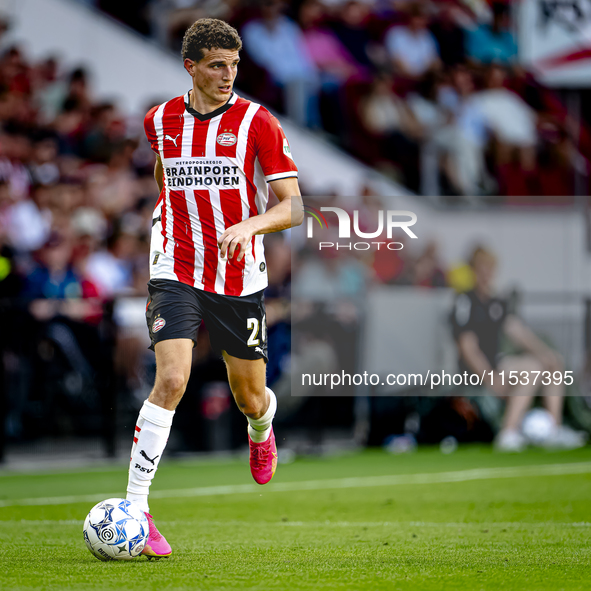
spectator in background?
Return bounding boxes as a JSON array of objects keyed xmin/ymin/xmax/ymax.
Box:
[
  {"xmin": 430, "ymin": 2, "xmax": 466, "ymax": 67},
  {"xmin": 0, "ymin": 126, "xmax": 32, "ymax": 201},
  {"xmin": 424, "ymin": 65, "xmax": 490, "ymax": 197},
  {"xmin": 406, "ymin": 72, "xmax": 452, "ymax": 195},
  {"xmin": 385, "ymin": 3, "xmax": 441, "ymax": 81},
  {"xmin": 86, "ymin": 139, "xmax": 140, "ymax": 218},
  {"xmin": 361, "ymin": 72, "xmax": 422, "ymax": 190},
  {"xmin": 473, "ymin": 65, "xmax": 538, "ymax": 193},
  {"xmin": 451, "ymin": 247, "xmax": 585, "ymax": 452},
  {"xmin": 467, "ymin": 1, "xmax": 516, "ymax": 65},
  {"xmin": 81, "ymin": 102, "xmax": 122, "ymax": 162},
  {"xmin": 411, "ymin": 241, "xmax": 446, "ymax": 288},
  {"xmin": 23, "ymin": 233, "xmax": 83, "ymax": 300},
  {"xmin": 6, "ymin": 183, "xmax": 52, "ymax": 253},
  {"xmin": 298, "ymin": 0, "xmax": 363, "ymax": 134},
  {"xmin": 63, "ymin": 67, "xmax": 91, "ymax": 111},
  {"xmin": 53, "ymin": 98, "xmax": 87, "ymax": 158},
  {"xmin": 85, "ymin": 230, "xmax": 136, "ymax": 297},
  {"xmin": 332, "ymin": 1, "xmax": 374, "ymax": 69},
  {"xmin": 299, "ymin": 1, "xmax": 363, "ymax": 82},
  {"xmin": 20, "ymin": 229, "xmax": 102, "ymax": 376},
  {"xmin": 29, "ymin": 133, "xmax": 60, "ymax": 186},
  {"xmin": 35, "ymin": 66, "xmax": 89, "ymax": 130},
  {"xmin": 242, "ymin": 0, "xmax": 320, "ymax": 128}
]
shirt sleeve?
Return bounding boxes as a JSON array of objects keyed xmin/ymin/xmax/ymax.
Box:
[
  {"xmin": 254, "ymin": 109, "xmax": 298, "ymax": 182},
  {"xmin": 144, "ymin": 105, "xmax": 160, "ymax": 155}
]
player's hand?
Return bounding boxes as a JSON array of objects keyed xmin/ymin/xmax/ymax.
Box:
[{"xmin": 218, "ymin": 220, "xmax": 255, "ymax": 262}]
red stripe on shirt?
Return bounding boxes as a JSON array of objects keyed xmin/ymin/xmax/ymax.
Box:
[
  {"xmin": 220, "ymin": 188, "xmax": 245, "ymax": 295},
  {"xmin": 194, "ymin": 190, "xmax": 218, "ymax": 292},
  {"xmin": 135, "ymin": 426, "xmax": 141, "ymax": 433},
  {"xmin": 169, "ymin": 190, "xmax": 196, "ymax": 286}
]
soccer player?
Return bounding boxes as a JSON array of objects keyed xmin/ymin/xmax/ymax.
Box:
[{"xmin": 126, "ymin": 18, "xmax": 303, "ymax": 558}]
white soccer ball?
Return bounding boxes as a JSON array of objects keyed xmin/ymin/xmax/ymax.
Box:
[
  {"xmin": 522, "ymin": 408, "xmax": 556, "ymax": 445},
  {"xmin": 83, "ymin": 498, "xmax": 148, "ymax": 561}
]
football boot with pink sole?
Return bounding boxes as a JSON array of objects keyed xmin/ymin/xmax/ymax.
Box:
[
  {"xmin": 141, "ymin": 513, "xmax": 172, "ymax": 559},
  {"xmin": 248, "ymin": 426, "xmax": 278, "ymax": 485}
]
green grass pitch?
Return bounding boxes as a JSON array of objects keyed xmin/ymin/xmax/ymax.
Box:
[{"xmin": 1, "ymin": 446, "xmax": 591, "ymax": 590}]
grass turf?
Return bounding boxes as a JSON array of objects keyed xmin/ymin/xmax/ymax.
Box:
[{"xmin": 1, "ymin": 445, "xmax": 591, "ymax": 590}]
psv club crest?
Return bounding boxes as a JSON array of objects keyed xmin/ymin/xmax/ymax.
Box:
[{"xmin": 217, "ymin": 132, "xmax": 237, "ymax": 146}]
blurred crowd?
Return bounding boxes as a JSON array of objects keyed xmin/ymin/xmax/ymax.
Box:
[
  {"xmin": 92, "ymin": 0, "xmax": 590, "ymax": 201},
  {"xmin": 0, "ymin": 48, "xmax": 157, "ymax": 309}
]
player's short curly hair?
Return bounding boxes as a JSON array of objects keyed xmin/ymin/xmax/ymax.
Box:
[{"xmin": 182, "ymin": 18, "xmax": 242, "ymax": 63}]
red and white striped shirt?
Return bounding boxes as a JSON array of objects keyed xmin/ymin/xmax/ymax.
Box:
[{"xmin": 145, "ymin": 92, "xmax": 298, "ymax": 297}]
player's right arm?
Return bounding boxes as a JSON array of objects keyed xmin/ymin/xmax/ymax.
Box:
[
  {"xmin": 154, "ymin": 155, "xmax": 164, "ymax": 193},
  {"xmin": 218, "ymin": 108, "xmax": 300, "ymax": 261}
]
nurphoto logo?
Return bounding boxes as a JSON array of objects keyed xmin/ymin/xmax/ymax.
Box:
[{"xmin": 303, "ymin": 205, "xmax": 418, "ymax": 251}]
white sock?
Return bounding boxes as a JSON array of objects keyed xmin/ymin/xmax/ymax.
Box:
[
  {"xmin": 126, "ymin": 400, "xmax": 175, "ymax": 514},
  {"xmin": 247, "ymin": 387, "xmax": 277, "ymax": 443}
]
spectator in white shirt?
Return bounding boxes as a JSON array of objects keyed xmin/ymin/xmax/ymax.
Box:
[
  {"xmin": 6, "ymin": 184, "xmax": 52, "ymax": 253},
  {"xmin": 473, "ymin": 65, "xmax": 538, "ymax": 172},
  {"xmin": 242, "ymin": 0, "xmax": 319, "ymax": 128},
  {"xmin": 385, "ymin": 3, "xmax": 441, "ymax": 80}
]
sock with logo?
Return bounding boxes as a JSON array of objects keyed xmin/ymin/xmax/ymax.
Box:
[
  {"xmin": 247, "ymin": 387, "xmax": 277, "ymax": 443},
  {"xmin": 126, "ymin": 400, "xmax": 175, "ymax": 513}
]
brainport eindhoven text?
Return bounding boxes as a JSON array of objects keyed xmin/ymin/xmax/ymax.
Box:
[
  {"xmin": 165, "ymin": 164, "xmax": 240, "ymax": 187},
  {"xmin": 307, "ymin": 207, "xmax": 418, "ymax": 250}
]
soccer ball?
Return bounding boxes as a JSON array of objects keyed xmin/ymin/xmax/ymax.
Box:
[
  {"xmin": 522, "ymin": 408, "xmax": 555, "ymax": 445},
  {"xmin": 83, "ymin": 498, "xmax": 149, "ymax": 561}
]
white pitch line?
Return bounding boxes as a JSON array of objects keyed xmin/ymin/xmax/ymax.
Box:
[
  {"xmin": 4, "ymin": 520, "xmax": 591, "ymax": 528},
  {"xmin": 1, "ymin": 461, "xmax": 590, "ymax": 509}
]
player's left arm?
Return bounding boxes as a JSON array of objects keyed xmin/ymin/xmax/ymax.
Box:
[{"xmin": 218, "ymin": 178, "xmax": 303, "ymax": 261}]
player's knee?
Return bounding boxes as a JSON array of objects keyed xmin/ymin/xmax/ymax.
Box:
[
  {"xmin": 157, "ymin": 371, "xmax": 187, "ymax": 397},
  {"xmin": 235, "ymin": 389, "xmax": 266, "ymax": 419}
]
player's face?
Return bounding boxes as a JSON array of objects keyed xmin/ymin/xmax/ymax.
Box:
[{"xmin": 185, "ymin": 48, "xmax": 240, "ymax": 109}]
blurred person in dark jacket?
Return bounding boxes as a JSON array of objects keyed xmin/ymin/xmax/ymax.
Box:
[{"xmin": 451, "ymin": 247, "xmax": 585, "ymax": 452}]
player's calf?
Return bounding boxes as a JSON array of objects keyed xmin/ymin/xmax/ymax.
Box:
[{"xmin": 127, "ymin": 400, "xmax": 175, "ymax": 513}]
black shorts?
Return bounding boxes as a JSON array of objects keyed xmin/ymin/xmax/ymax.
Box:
[{"xmin": 146, "ymin": 279, "xmax": 267, "ymax": 362}]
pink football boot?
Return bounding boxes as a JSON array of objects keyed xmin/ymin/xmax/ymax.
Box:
[
  {"xmin": 141, "ymin": 513, "xmax": 172, "ymax": 559},
  {"xmin": 249, "ymin": 427, "xmax": 278, "ymax": 485}
]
